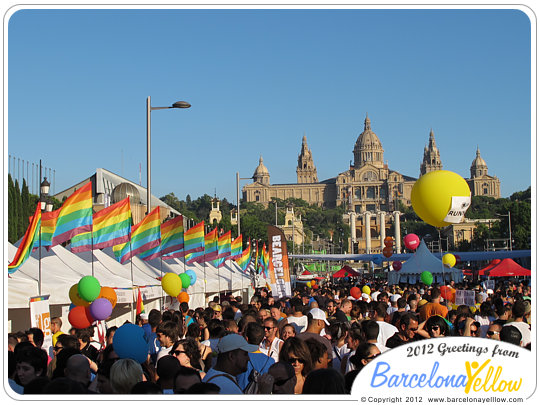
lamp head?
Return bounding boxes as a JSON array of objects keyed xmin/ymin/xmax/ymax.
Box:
[{"xmin": 172, "ymin": 101, "xmax": 191, "ymax": 109}]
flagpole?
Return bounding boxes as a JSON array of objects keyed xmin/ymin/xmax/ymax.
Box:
[
  {"xmin": 38, "ymin": 160, "xmax": 42, "ymax": 296},
  {"xmin": 130, "ymin": 243, "xmax": 135, "ymax": 323},
  {"xmin": 91, "ymin": 230, "xmax": 94, "ymax": 277},
  {"xmin": 160, "ymin": 256, "xmax": 163, "ymax": 311}
]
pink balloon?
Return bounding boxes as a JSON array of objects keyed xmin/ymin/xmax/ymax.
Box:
[
  {"xmin": 403, "ymin": 233, "xmax": 420, "ymax": 250},
  {"xmin": 392, "ymin": 261, "xmax": 402, "ymax": 271}
]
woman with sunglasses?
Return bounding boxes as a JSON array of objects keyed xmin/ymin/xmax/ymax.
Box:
[
  {"xmin": 171, "ymin": 338, "xmax": 206, "ymax": 378},
  {"xmin": 418, "ymin": 315, "xmax": 450, "ymax": 338},
  {"xmin": 278, "ymin": 337, "xmax": 312, "ymax": 394}
]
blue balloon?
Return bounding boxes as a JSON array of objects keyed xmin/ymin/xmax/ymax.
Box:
[
  {"xmin": 69, "ymin": 303, "xmax": 76, "ymax": 311},
  {"xmin": 112, "ymin": 323, "xmax": 147, "ymax": 364},
  {"xmin": 185, "ymin": 269, "xmax": 197, "ymax": 286}
]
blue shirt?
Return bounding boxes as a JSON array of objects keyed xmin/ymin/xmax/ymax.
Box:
[{"xmin": 236, "ymin": 351, "xmax": 275, "ymax": 391}]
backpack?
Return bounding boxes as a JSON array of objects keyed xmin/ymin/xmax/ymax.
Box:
[{"xmin": 243, "ymin": 356, "xmax": 271, "ymax": 394}]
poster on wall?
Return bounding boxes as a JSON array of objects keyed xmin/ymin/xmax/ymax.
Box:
[
  {"xmin": 29, "ymin": 295, "xmax": 53, "ymax": 353},
  {"xmin": 267, "ymin": 225, "xmax": 292, "ymax": 298}
]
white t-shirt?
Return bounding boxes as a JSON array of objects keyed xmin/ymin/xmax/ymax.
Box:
[
  {"xmin": 155, "ymin": 345, "xmax": 173, "ymax": 364},
  {"xmin": 332, "ymin": 343, "xmax": 350, "ymax": 370},
  {"xmin": 259, "ymin": 338, "xmax": 283, "ymax": 363},
  {"xmin": 287, "ymin": 315, "xmax": 308, "ymax": 334},
  {"xmin": 376, "ymin": 321, "xmax": 399, "ymax": 346}
]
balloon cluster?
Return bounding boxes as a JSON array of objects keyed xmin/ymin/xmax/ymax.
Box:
[
  {"xmin": 68, "ymin": 276, "xmax": 116, "ymax": 329},
  {"xmin": 161, "ymin": 270, "xmax": 197, "ymax": 304},
  {"xmin": 383, "ymin": 236, "xmax": 394, "ymax": 258}
]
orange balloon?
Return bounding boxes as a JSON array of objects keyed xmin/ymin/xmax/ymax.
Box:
[
  {"xmin": 177, "ymin": 291, "xmax": 190, "ymax": 304},
  {"xmin": 384, "ymin": 237, "xmax": 394, "ymax": 247},
  {"xmin": 382, "ymin": 246, "xmax": 393, "ymax": 258},
  {"xmin": 98, "ymin": 286, "xmax": 118, "ymax": 308}
]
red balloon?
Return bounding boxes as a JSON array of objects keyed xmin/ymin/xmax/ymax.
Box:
[
  {"xmin": 454, "ymin": 255, "xmax": 462, "ymax": 265},
  {"xmin": 403, "ymin": 233, "xmax": 420, "ymax": 250},
  {"xmin": 392, "ymin": 261, "xmax": 402, "ymax": 271},
  {"xmin": 383, "ymin": 246, "xmax": 393, "ymax": 258},
  {"xmin": 68, "ymin": 305, "xmax": 93, "ymax": 329},
  {"xmin": 440, "ymin": 286, "xmax": 451, "ymax": 300},
  {"xmin": 350, "ymin": 287, "xmax": 361, "ymax": 299}
]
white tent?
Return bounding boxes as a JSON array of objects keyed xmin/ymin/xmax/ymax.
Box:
[{"xmin": 388, "ymin": 240, "xmax": 464, "ymax": 285}]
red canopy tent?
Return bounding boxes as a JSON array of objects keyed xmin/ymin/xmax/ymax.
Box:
[
  {"xmin": 301, "ymin": 269, "xmax": 313, "ymax": 276},
  {"xmin": 464, "ymin": 259, "xmax": 501, "ymax": 276},
  {"xmin": 332, "ymin": 265, "xmax": 362, "ymax": 278},
  {"xmin": 482, "ymin": 258, "xmax": 531, "ymax": 277}
]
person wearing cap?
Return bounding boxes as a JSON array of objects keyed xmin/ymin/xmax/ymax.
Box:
[
  {"xmin": 201, "ymin": 333, "xmax": 259, "ymax": 394},
  {"xmin": 387, "ymin": 294, "xmax": 401, "ymax": 316},
  {"xmin": 267, "ymin": 361, "xmax": 296, "ymax": 394},
  {"xmin": 297, "ymin": 308, "xmax": 332, "ymax": 366},
  {"xmin": 505, "ymin": 300, "xmax": 531, "ymax": 347}
]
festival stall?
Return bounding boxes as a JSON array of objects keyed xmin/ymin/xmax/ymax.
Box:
[
  {"xmin": 388, "ymin": 240, "xmax": 464, "ymax": 285},
  {"xmin": 480, "ymin": 258, "xmax": 531, "ymax": 277}
]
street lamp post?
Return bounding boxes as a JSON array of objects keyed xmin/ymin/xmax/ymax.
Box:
[
  {"xmin": 38, "ymin": 161, "xmax": 52, "ymax": 296},
  {"xmin": 146, "ymin": 96, "xmax": 191, "ymax": 213}
]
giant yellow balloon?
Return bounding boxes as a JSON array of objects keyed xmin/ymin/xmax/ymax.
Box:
[{"xmin": 411, "ymin": 170, "xmax": 471, "ymax": 227}]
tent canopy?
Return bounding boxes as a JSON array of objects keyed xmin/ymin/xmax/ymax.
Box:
[
  {"xmin": 388, "ymin": 240, "xmax": 463, "ymax": 285},
  {"xmin": 332, "ymin": 266, "xmax": 361, "ymax": 278},
  {"xmin": 482, "ymin": 258, "xmax": 531, "ymax": 277}
]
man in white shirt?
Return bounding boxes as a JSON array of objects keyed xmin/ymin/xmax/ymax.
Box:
[{"xmin": 371, "ymin": 302, "xmax": 398, "ymax": 347}]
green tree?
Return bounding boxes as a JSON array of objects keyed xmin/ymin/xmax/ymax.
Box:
[
  {"xmin": 21, "ymin": 178, "xmax": 30, "ymax": 227},
  {"xmin": 8, "ymin": 174, "xmax": 16, "ymax": 243},
  {"xmin": 14, "ymin": 179, "xmax": 24, "ymax": 239}
]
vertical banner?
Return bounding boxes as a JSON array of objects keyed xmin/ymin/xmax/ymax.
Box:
[
  {"xmin": 267, "ymin": 225, "xmax": 292, "ymax": 298},
  {"xmin": 29, "ymin": 295, "xmax": 53, "ymax": 354}
]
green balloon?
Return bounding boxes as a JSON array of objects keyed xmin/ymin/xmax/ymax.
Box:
[
  {"xmin": 78, "ymin": 276, "xmax": 101, "ymax": 302},
  {"xmin": 179, "ymin": 273, "xmax": 191, "ymax": 289},
  {"xmin": 420, "ymin": 271, "xmax": 433, "ymax": 286}
]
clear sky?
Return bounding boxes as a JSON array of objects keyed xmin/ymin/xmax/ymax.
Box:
[{"xmin": 7, "ymin": 7, "xmax": 532, "ymax": 204}]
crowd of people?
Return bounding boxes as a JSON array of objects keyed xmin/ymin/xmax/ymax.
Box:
[{"xmin": 7, "ymin": 277, "xmax": 532, "ymax": 395}]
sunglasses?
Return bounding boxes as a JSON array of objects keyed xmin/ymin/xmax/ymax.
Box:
[
  {"xmin": 264, "ymin": 326, "xmax": 276, "ymax": 330},
  {"xmin": 429, "ymin": 326, "xmax": 440, "ymax": 331},
  {"xmin": 486, "ymin": 331, "xmax": 499, "ymax": 336},
  {"xmin": 173, "ymin": 350, "xmax": 187, "ymax": 356},
  {"xmin": 53, "ymin": 346, "xmax": 62, "ymax": 352},
  {"xmin": 288, "ymin": 357, "xmax": 305, "ymax": 364},
  {"xmin": 409, "ymin": 328, "xmax": 418, "ymax": 332}
]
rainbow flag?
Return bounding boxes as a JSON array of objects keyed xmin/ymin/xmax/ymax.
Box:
[
  {"xmin": 114, "ymin": 207, "xmax": 161, "ymax": 264},
  {"xmin": 187, "ymin": 227, "xmax": 218, "ymax": 264},
  {"xmin": 9, "ymin": 203, "xmax": 41, "ymax": 274},
  {"xmin": 71, "ymin": 197, "xmax": 132, "ymax": 252},
  {"xmin": 230, "ymin": 235, "xmax": 243, "ymax": 260},
  {"xmin": 32, "ymin": 208, "xmax": 60, "ymax": 249},
  {"xmin": 51, "ymin": 182, "xmax": 93, "ymax": 246},
  {"xmin": 259, "ymin": 243, "xmax": 270, "ymax": 278},
  {"xmin": 183, "ymin": 221, "xmax": 204, "ymax": 262},
  {"xmin": 139, "ymin": 215, "xmax": 184, "ymax": 261},
  {"xmin": 213, "ymin": 231, "xmax": 231, "ymax": 268},
  {"xmin": 136, "ymin": 288, "xmax": 144, "ymax": 315},
  {"xmin": 235, "ymin": 239, "xmax": 251, "ymax": 273}
]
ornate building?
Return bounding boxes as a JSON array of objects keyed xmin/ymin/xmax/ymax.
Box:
[
  {"xmin": 242, "ymin": 115, "xmax": 502, "ymax": 253},
  {"xmin": 466, "ymin": 147, "xmax": 501, "ymax": 198}
]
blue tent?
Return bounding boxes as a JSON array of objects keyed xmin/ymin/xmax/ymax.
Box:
[{"xmin": 388, "ymin": 240, "xmax": 463, "ymax": 285}]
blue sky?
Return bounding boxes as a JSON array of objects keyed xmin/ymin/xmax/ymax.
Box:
[{"xmin": 7, "ymin": 8, "xmax": 532, "ymax": 204}]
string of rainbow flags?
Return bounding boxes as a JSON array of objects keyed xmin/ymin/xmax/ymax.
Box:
[{"xmin": 8, "ymin": 182, "xmax": 272, "ymax": 278}]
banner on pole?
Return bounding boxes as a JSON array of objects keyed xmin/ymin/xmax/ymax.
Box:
[
  {"xmin": 267, "ymin": 225, "xmax": 292, "ymax": 298},
  {"xmin": 29, "ymin": 295, "xmax": 53, "ymax": 354}
]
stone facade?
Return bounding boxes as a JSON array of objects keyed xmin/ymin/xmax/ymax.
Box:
[{"xmin": 466, "ymin": 147, "xmax": 501, "ymax": 198}]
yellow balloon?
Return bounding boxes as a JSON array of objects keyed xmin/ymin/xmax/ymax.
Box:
[
  {"xmin": 306, "ymin": 281, "xmax": 312, "ymax": 288},
  {"xmin": 362, "ymin": 285, "xmax": 371, "ymax": 295},
  {"xmin": 411, "ymin": 170, "xmax": 471, "ymax": 228},
  {"xmin": 69, "ymin": 284, "xmax": 90, "ymax": 307},
  {"xmin": 442, "ymin": 253, "xmax": 456, "ymax": 268},
  {"xmin": 161, "ymin": 273, "xmax": 182, "ymax": 297}
]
